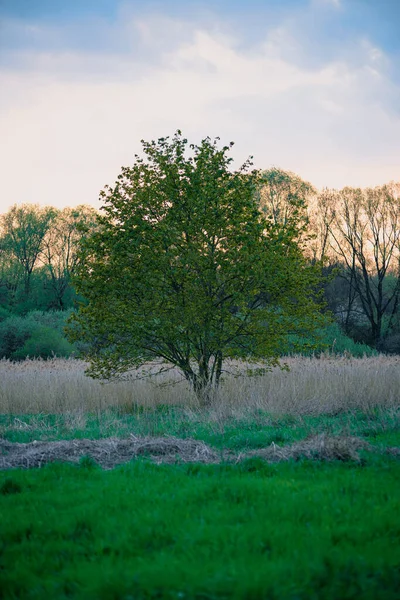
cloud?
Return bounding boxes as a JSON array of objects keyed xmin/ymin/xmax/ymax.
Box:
[{"xmin": 0, "ymin": 7, "xmax": 399, "ymax": 213}]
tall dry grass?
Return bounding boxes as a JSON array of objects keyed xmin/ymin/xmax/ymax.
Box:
[{"xmin": 1, "ymin": 355, "xmax": 399, "ymax": 416}]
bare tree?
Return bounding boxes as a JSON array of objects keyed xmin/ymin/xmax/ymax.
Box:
[
  {"xmin": 308, "ymin": 188, "xmax": 337, "ymax": 264},
  {"xmin": 324, "ymin": 183, "xmax": 400, "ymax": 346}
]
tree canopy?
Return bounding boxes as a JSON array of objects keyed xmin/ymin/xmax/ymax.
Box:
[{"xmin": 68, "ymin": 132, "xmax": 324, "ymax": 403}]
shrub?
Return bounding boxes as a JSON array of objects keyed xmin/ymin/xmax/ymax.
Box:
[
  {"xmin": 286, "ymin": 322, "xmax": 377, "ymax": 358},
  {"xmin": 0, "ymin": 306, "xmax": 12, "ymax": 322},
  {"xmin": 12, "ymin": 326, "xmax": 76, "ymax": 360},
  {"xmin": 0, "ymin": 315, "xmax": 37, "ymax": 358},
  {"xmin": 26, "ymin": 309, "xmax": 73, "ymax": 334},
  {"xmin": 0, "ymin": 310, "xmax": 78, "ymax": 360}
]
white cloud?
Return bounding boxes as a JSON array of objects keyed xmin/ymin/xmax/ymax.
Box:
[{"xmin": 0, "ymin": 10, "xmax": 399, "ymax": 213}]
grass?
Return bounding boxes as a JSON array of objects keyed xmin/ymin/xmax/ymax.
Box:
[
  {"xmin": 1, "ymin": 407, "xmax": 400, "ymax": 452},
  {"xmin": 1, "ymin": 355, "xmax": 400, "ymax": 415},
  {"xmin": 1, "ymin": 356, "xmax": 400, "ymax": 598},
  {"xmin": 1, "ymin": 457, "xmax": 400, "ymax": 599}
]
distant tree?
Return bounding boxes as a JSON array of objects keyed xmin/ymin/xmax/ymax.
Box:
[
  {"xmin": 256, "ymin": 167, "xmax": 315, "ymax": 237},
  {"xmin": 0, "ymin": 204, "xmax": 56, "ymax": 296},
  {"xmin": 321, "ymin": 183, "xmax": 400, "ymax": 347},
  {"xmin": 308, "ymin": 188, "xmax": 337, "ymax": 264},
  {"xmin": 68, "ymin": 133, "xmax": 324, "ymax": 404},
  {"xmin": 40, "ymin": 206, "xmax": 98, "ymax": 309}
]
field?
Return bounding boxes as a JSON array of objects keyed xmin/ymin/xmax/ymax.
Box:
[
  {"xmin": 1, "ymin": 356, "xmax": 400, "ymax": 599},
  {"xmin": 1, "ymin": 354, "xmax": 400, "ymax": 416}
]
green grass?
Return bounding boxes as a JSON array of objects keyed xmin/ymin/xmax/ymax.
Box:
[
  {"xmin": 2, "ymin": 409, "xmax": 400, "ymax": 598},
  {"xmin": 1, "ymin": 457, "xmax": 400, "ymax": 599},
  {"xmin": 1, "ymin": 407, "xmax": 400, "ymax": 450}
]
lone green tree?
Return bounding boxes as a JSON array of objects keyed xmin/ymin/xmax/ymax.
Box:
[{"xmin": 69, "ymin": 133, "xmax": 322, "ymax": 404}]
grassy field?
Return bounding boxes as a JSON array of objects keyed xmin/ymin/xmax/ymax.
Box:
[
  {"xmin": 1, "ymin": 457, "xmax": 400, "ymax": 599},
  {"xmin": 1, "ymin": 356, "xmax": 400, "ymax": 599}
]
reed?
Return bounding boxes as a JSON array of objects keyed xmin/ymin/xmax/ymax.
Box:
[{"xmin": 1, "ymin": 354, "xmax": 399, "ymax": 416}]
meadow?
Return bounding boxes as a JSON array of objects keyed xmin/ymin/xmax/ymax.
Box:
[{"xmin": 1, "ymin": 355, "xmax": 400, "ymax": 599}]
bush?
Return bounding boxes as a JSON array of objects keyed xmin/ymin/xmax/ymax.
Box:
[
  {"xmin": 12, "ymin": 326, "xmax": 76, "ymax": 360},
  {"xmin": 0, "ymin": 306, "xmax": 12, "ymax": 322},
  {"xmin": 0, "ymin": 315, "xmax": 37, "ymax": 358},
  {"xmin": 287, "ymin": 322, "xmax": 377, "ymax": 358},
  {"xmin": 26, "ymin": 309, "xmax": 73, "ymax": 335},
  {"xmin": 0, "ymin": 311, "xmax": 78, "ymax": 360},
  {"xmin": 320, "ymin": 323, "xmax": 377, "ymax": 357}
]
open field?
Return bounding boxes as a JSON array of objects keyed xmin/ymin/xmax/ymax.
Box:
[
  {"xmin": 1, "ymin": 355, "xmax": 400, "ymax": 416},
  {"xmin": 1, "ymin": 355, "xmax": 400, "ymax": 599}
]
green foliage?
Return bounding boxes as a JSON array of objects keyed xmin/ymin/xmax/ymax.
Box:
[
  {"xmin": 69, "ymin": 132, "xmax": 324, "ymax": 402},
  {"xmin": 0, "ymin": 311, "xmax": 77, "ymax": 360},
  {"xmin": 0, "ymin": 203, "xmax": 56, "ymax": 295},
  {"xmin": 0, "ymin": 306, "xmax": 12, "ymax": 322},
  {"xmin": 27, "ymin": 309, "xmax": 74, "ymax": 334},
  {"xmin": 12, "ymin": 325, "xmax": 76, "ymax": 360},
  {"xmin": 40, "ymin": 205, "xmax": 99, "ymax": 310},
  {"xmin": 320, "ymin": 323, "xmax": 378, "ymax": 356},
  {"xmin": 0, "ymin": 315, "xmax": 37, "ymax": 358},
  {"xmin": 1, "ymin": 458, "xmax": 400, "ymax": 598},
  {"xmin": 287, "ymin": 322, "xmax": 378, "ymax": 357},
  {"xmin": 0, "ymin": 204, "xmax": 96, "ymax": 315}
]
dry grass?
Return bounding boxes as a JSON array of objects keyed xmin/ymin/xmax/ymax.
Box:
[
  {"xmin": 0, "ymin": 355, "xmax": 399, "ymax": 417},
  {"xmin": 0, "ymin": 436, "xmax": 219, "ymax": 470},
  {"xmin": 246, "ymin": 434, "xmax": 371, "ymax": 463},
  {"xmin": 0, "ymin": 433, "xmax": 377, "ymax": 470}
]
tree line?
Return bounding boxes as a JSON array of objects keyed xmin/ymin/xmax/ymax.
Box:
[
  {"xmin": 258, "ymin": 170, "xmax": 400, "ymax": 352},
  {"xmin": 0, "ymin": 205, "xmax": 97, "ymax": 360},
  {"xmin": 0, "ymin": 134, "xmax": 399, "ymax": 372},
  {"xmin": 0, "ymin": 205, "xmax": 97, "ymax": 315}
]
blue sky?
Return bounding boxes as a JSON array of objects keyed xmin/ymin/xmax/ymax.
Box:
[{"xmin": 0, "ymin": 0, "xmax": 399, "ymax": 210}]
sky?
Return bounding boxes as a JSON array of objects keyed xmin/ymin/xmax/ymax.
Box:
[{"xmin": 0, "ymin": 0, "xmax": 399, "ymax": 212}]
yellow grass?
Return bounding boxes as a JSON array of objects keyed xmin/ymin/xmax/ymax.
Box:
[{"xmin": 1, "ymin": 355, "xmax": 399, "ymax": 416}]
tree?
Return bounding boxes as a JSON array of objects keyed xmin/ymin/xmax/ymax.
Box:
[
  {"xmin": 69, "ymin": 133, "xmax": 323, "ymax": 404},
  {"xmin": 0, "ymin": 204, "xmax": 56, "ymax": 296},
  {"xmin": 257, "ymin": 167, "xmax": 315, "ymax": 235},
  {"xmin": 0, "ymin": 247, "xmax": 24, "ymax": 309},
  {"xmin": 308, "ymin": 188, "xmax": 337, "ymax": 264},
  {"xmin": 40, "ymin": 206, "xmax": 98, "ymax": 309},
  {"xmin": 322, "ymin": 183, "xmax": 400, "ymax": 347}
]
